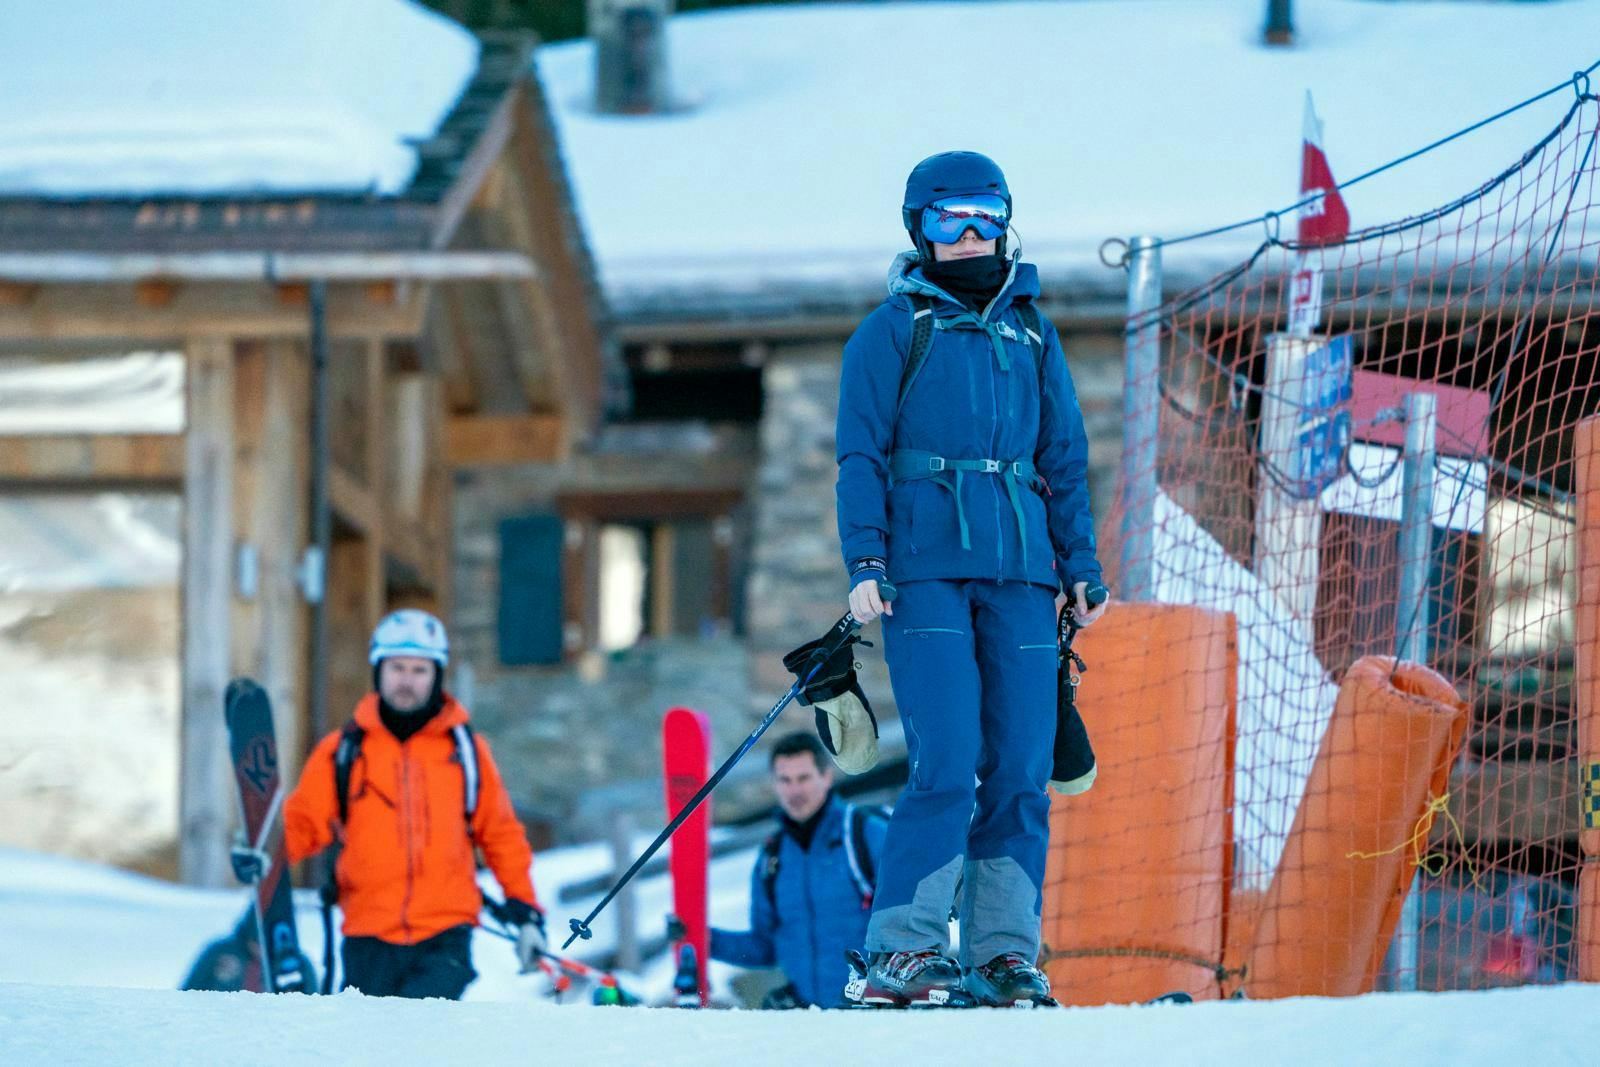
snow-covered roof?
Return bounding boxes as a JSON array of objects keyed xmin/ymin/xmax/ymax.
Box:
[
  {"xmin": 0, "ymin": 0, "xmax": 479, "ymax": 198},
  {"xmin": 535, "ymin": 0, "xmax": 1600, "ymax": 314}
]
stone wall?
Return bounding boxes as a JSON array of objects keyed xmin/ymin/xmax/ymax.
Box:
[{"xmin": 449, "ymin": 422, "xmax": 758, "ymax": 842}]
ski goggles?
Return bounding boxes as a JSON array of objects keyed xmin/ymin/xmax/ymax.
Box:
[{"xmin": 919, "ymin": 193, "xmax": 1010, "ymax": 244}]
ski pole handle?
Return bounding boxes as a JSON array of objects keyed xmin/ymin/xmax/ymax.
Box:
[{"xmin": 1062, "ymin": 582, "xmax": 1109, "ymax": 636}]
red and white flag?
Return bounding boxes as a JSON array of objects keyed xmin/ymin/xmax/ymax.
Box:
[{"xmin": 1289, "ymin": 92, "xmax": 1350, "ymax": 336}]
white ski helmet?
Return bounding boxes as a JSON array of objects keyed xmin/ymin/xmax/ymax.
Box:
[{"xmin": 368, "ymin": 609, "xmax": 449, "ymax": 667}]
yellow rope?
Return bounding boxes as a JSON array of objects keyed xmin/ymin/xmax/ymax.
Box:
[{"xmin": 1345, "ymin": 793, "xmax": 1481, "ymax": 889}]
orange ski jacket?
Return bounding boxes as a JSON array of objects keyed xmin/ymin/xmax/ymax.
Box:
[{"xmin": 285, "ymin": 693, "xmax": 537, "ymax": 945}]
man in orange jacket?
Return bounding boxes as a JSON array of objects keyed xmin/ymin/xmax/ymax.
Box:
[{"xmin": 231, "ymin": 609, "xmax": 542, "ymax": 999}]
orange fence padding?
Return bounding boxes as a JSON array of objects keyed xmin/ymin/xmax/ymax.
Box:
[
  {"xmin": 1244, "ymin": 656, "xmax": 1468, "ymax": 998},
  {"xmin": 1040, "ymin": 603, "xmax": 1236, "ymax": 1005}
]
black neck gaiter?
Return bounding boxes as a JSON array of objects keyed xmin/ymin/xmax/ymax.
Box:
[
  {"xmin": 781, "ymin": 797, "xmax": 832, "ymax": 852},
  {"xmin": 922, "ymin": 252, "xmax": 1009, "ymax": 312},
  {"xmin": 374, "ymin": 664, "xmax": 446, "ymax": 743}
]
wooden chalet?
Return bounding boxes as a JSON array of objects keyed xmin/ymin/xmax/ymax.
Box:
[{"xmin": 0, "ymin": 33, "xmax": 607, "ymax": 884}]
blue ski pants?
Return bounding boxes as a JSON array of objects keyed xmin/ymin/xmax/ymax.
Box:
[{"xmin": 863, "ymin": 578, "xmax": 1058, "ymax": 966}]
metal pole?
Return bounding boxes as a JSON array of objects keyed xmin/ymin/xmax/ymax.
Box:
[
  {"xmin": 1120, "ymin": 235, "xmax": 1163, "ymax": 602},
  {"xmin": 1397, "ymin": 391, "xmax": 1437, "ymax": 666},
  {"xmin": 611, "ymin": 812, "xmax": 641, "ymax": 974},
  {"xmin": 1389, "ymin": 389, "xmax": 1437, "ymax": 992},
  {"xmin": 306, "ymin": 280, "xmax": 331, "ymax": 744}
]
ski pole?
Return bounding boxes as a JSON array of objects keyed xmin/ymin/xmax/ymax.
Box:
[{"xmin": 562, "ymin": 583, "xmax": 896, "ymax": 950}]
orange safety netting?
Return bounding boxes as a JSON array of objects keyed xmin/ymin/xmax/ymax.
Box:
[{"xmin": 1045, "ymin": 89, "xmax": 1600, "ymax": 999}]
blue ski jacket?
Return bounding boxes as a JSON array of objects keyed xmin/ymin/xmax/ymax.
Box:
[
  {"xmin": 709, "ymin": 796, "xmax": 886, "ymax": 1007},
  {"xmin": 835, "ymin": 252, "xmax": 1101, "ymax": 590}
]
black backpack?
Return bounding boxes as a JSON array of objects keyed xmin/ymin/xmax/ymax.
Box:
[
  {"xmin": 899, "ymin": 294, "xmax": 1049, "ymax": 414},
  {"xmin": 760, "ymin": 803, "xmax": 889, "ymax": 912}
]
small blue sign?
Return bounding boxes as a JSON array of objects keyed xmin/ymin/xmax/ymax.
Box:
[{"xmin": 1288, "ymin": 334, "xmax": 1352, "ymax": 500}]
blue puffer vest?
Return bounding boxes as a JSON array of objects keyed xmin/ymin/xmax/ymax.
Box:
[{"xmin": 708, "ymin": 796, "xmax": 886, "ymax": 1007}]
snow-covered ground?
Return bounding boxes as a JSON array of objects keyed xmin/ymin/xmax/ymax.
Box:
[
  {"xmin": 0, "ymin": 0, "xmax": 477, "ymax": 196},
  {"xmin": 0, "ymin": 837, "xmax": 760, "ymax": 1004},
  {"xmin": 4, "ymin": 842, "xmax": 1598, "ymax": 1064},
  {"xmin": 2, "ymin": 971, "xmax": 1595, "ymax": 1066},
  {"xmin": 4, "ymin": 845, "xmax": 1595, "ymax": 1066},
  {"xmin": 536, "ymin": 0, "xmax": 1600, "ymax": 306}
]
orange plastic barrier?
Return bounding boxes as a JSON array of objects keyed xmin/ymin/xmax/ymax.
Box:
[
  {"xmin": 1244, "ymin": 656, "xmax": 1468, "ymax": 998},
  {"xmin": 1040, "ymin": 602, "xmax": 1237, "ymax": 1005}
]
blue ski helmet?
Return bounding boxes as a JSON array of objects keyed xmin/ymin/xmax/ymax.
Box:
[{"xmin": 902, "ymin": 151, "xmax": 1012, "ymax": 259}]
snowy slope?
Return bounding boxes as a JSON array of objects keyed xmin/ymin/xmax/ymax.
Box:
[
  {"xmin": 2, "ymin": 979, "xmax": 1596, "ymax": 1066},
  {"xmin": 0, "ymin": 0, "xmax": 478, "ymax": 197},
  {"xmin": 536, "ymin": 0, "xmax": 1600, "ymax": 306},
  {"xmin": 0, "ymin": 840, "xmax": 759, "ymax": 1004},
  {"xmin": 3, "ymin": 848, "xmax": 1596, "ymax": 1064}
]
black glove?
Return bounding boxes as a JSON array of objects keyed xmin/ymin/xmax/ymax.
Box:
[
  {"xmin": 665, "ymin": 914, "xmax": 688, "ymax": 943},
  {"xmin": 230, "ymin": 837, "xmax": 271, "ymax": 884},
  {"xmin": 488, "ymin": 896, "xmax": 543, "ymax": 930},
  {"xmin": 488, "ymin": 898, "xmax": 547, "ymax": 973}
]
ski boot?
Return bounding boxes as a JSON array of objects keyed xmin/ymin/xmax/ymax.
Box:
[
  {"xmin": 845, "ymin": 949, "xmax": 974, "ymax": 1008},
  {"xmin": 963, "ymin": 952, "xmax": 1059, "ymax": 1008}
]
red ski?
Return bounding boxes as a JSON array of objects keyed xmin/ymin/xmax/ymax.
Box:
[{"xmin": 662, "ymin": 707, "xmax": 712, "ymax": 1006}]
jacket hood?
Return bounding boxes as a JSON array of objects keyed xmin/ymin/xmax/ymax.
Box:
[
  {"xmin": 886, "ymin": 249, "xmax": 1040, "ymax": 310},
  {"xmin": 353, "ymin": 691, "xmax": 469, "ymax": 734}
]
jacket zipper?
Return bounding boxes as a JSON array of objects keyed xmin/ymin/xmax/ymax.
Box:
[
  {"xmin": 399, "ymin": 744, "xmax": 415, "ymax": 942},
  {"xmin": 981, "ymin": 262, "xmax": 1019, "ymax": 585},
  {"xmin": 987, "ymin": 332, "xmax": 1005, "ymax": 583}
]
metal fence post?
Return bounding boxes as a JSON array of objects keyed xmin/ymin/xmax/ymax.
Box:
[
  {"xmin": 1120, "ymin": 236, "xmax": 1163, "ymax": 602},
  {"xmin": 1389, "ymin": 389, "xmax": 1437, "ymax": 991},
  {"xmin": 610, "ymin": 811, "xmax": 641, "ymax": 974}
]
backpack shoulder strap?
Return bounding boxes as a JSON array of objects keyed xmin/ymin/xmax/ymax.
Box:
[
  {"xmin": 759, "ymin": 831, "xmax": 783, "ymax": 911},
  {"xmin": 896, "ymin": 294, "xmax": 937, "ymax": 415},
  {"xmin": 332, "ymin": 722, "xmax": 366, "ymax": 826},
  {"xmin": 452, "ymin": 723, "xmax": 481, "ymax": 825},
  {"xmin": 1015, "ymin": 300, "xmax": 1047, "ymax": 395},
  {"xmin": 843, "ymin": 803, "xmax": 890, "ymax": 906}
]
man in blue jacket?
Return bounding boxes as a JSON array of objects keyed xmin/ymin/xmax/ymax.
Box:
[
  {"xmin": 835, "ymin": 151, "xmax": 1107, "ymax": 1007},
  {"xmin": 708, "ymin": 732, "xmax": 886, "ymax": 1008}
]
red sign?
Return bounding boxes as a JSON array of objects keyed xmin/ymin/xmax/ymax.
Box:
[{"xmin": 1348, "ymin": 369, "xmax": 1490, "ymax": 459}]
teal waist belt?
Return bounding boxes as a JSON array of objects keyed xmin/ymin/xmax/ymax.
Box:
[{"xmin": 889, "ymin": 449, "xmax": 1043, "ymax": 571}]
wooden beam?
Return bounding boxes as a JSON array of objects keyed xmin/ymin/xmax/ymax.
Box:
[
  {"xmin": 390, "ymin": 373, "xmax": 431, "ymax": 521},
  {"xmin": 0, "ymin": 282, "xmax": 426, "ymax": 343},
  {"xmin": 0, "ymin": 282, "xmax": 40, "ymax": 308},
  {"xmin": 446, "ymin": 413, "xmax": 564, "ymax": 466},
  {"xmin": 507, "ymin": 84, "xmax": 606, "ymax": 439},
  {"xmin": 328, "ymin": 462, "xmax": 380, "ymax": 535},
  {"xmin": 179, "ymin": 338, "xmax": 235, "ymax": 887},
  {"xmin": 363, "ymin": 338, "xmax": 387, "ymax": 625},
  {"xmin": 229, "ymin": 339, "xmax": 311, "ymax": 767},
  {"xmin": 0, "ymin": 432, "xmax": 181, "ymax": 484},
  {"xmin": 430, "ymin": 85, "xmax": 519, "ymax": 252},
  {"xmin": 651, "ymin": 524, "xmax": 676, "ymax": 639},
  {"xmin": 134, "ymin": 279, "xmax": 180, "ymax": 308},
  {"xmin": 0, "ymin": 250, "xmax": 536, "ymax": 283}
]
